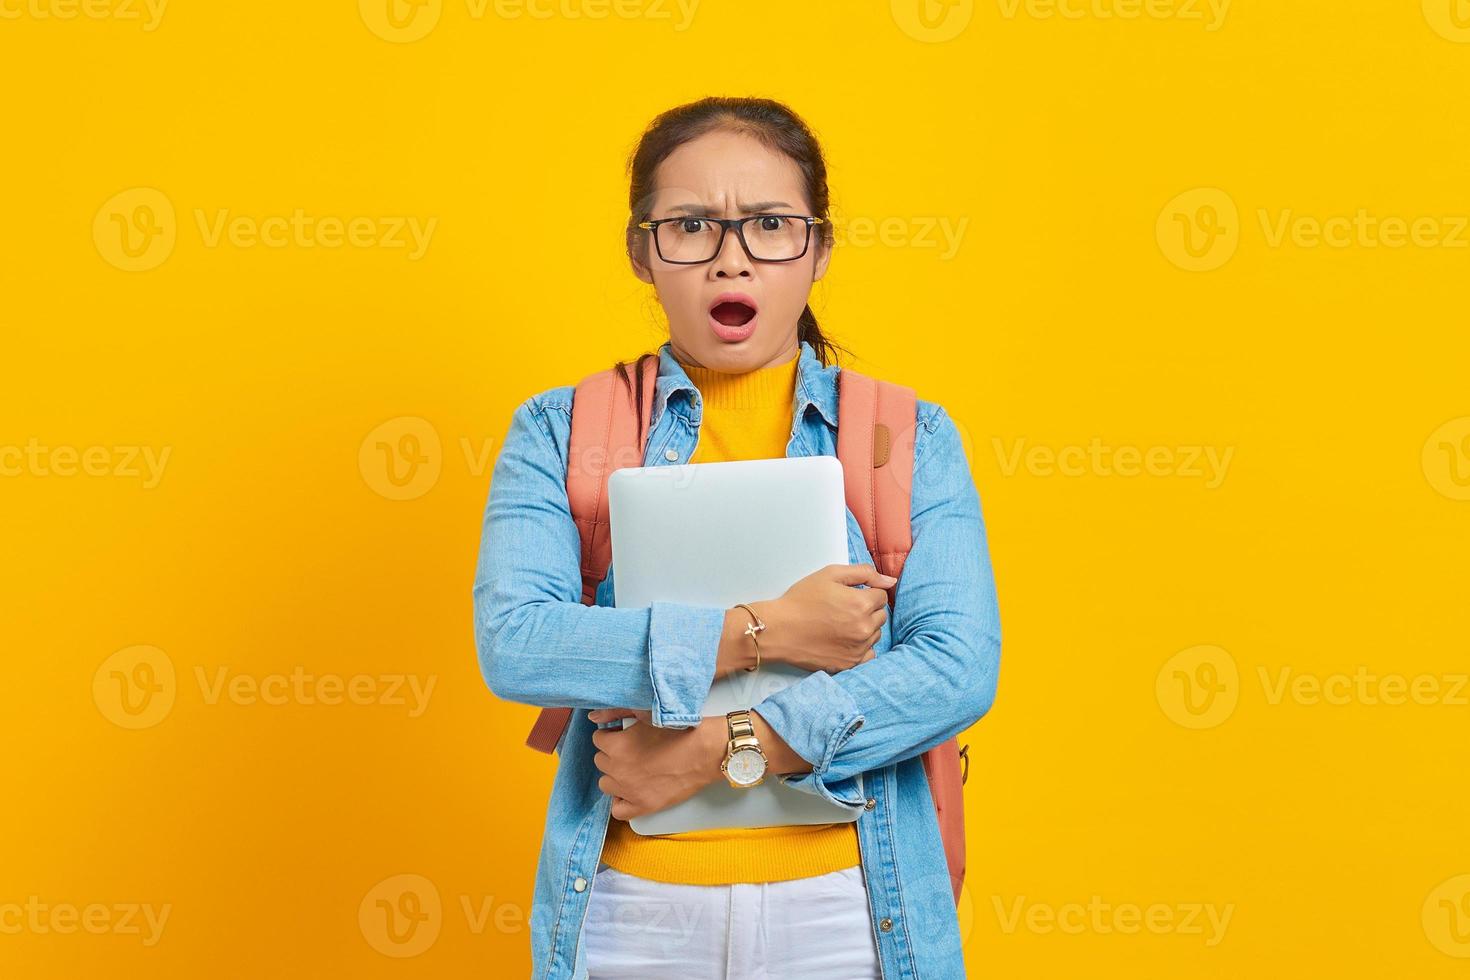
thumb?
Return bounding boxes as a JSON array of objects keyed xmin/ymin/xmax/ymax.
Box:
[{"xmin": 830, "ymin": 562, "xmax": 899, "ymax": 588}]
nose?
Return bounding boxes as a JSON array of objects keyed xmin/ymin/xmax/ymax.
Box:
[{"xmin": 709, "ymin": 222, "xmax": 753, "ymax": 279}]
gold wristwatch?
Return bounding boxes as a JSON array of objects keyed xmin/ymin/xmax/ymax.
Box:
[{"xmin": 719, "ymin": 709, "xmax": 768, "ymax": 788}]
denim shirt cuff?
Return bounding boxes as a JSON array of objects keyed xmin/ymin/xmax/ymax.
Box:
[
  {"xmin": 755, "ymin": 670, "xmax": 868, "ymax": 810},
  {"xmin": 647, "ymin": 600, "xmax": 724, "ymax": 728}
]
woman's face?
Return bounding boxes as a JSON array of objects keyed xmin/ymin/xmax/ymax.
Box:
[{"xmin": 631, "ymin": 129, "xmax": 832, "ymax": 372}]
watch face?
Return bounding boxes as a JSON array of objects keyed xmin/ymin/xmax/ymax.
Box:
[{"xmin": 726, "ymin": 747, "xmax": 766, "ymax": 786}]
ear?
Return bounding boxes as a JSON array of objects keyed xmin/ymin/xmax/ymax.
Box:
[
  {"xmin": 629, "ymin": 253, "xmax": 655, "ymax": 284},
  {"xmin": 812, "ymin": 237, "xmax": 833, "ymax": 282}
]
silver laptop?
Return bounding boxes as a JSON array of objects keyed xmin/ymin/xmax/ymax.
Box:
[{"xmin": 607, "ymin": 454, "xmax": 863, "ymax": 835}]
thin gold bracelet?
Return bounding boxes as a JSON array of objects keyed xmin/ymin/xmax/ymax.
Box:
[{"xmin": 734, "ymin": 602, "xmax": 764, "ymax": 673}]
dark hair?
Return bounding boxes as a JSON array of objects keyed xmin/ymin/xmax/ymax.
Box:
[{"xmin": 612, "ymin": 96, "xmax": 851, "ymax": 444}]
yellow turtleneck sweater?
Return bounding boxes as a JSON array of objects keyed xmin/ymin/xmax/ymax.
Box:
[{"xmin": 597, "ymin": 349, "xmax": 862, "ymax": 885}]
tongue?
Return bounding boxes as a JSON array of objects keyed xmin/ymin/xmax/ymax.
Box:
[{"xmin": 711, "ymin": 302, "xmax": 754, "ymax": 327}]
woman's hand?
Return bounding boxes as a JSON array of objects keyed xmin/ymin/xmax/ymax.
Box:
[
  {"xmin": 752, "ymin": 563, "xmax": 896, "ymax": 674},
  {"xmin": 587, "ymin": 708, "xmax": 724, "ymax": 821}
]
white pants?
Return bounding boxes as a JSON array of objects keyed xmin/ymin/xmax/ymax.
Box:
[{"xmin": 581, "ymin": 861, "xmax": 883, "ymax": 979}]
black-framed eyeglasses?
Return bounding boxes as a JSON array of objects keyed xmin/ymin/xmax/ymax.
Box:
[{"xmin": 636, "ymin": 214, "xmax": 826, "ymax": 264}]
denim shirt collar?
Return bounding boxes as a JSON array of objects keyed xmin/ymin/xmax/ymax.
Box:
[{"xmin": 650, "ymin": 338, "xmax": 839, "ymax": 432}]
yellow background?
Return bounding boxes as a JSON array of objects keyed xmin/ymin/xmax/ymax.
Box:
[{"xmin": 3, "ymin": 0, "xmax": 1468, "ymax": 976}]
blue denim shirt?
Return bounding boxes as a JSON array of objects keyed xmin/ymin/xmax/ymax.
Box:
[{"xmin": 473, "ymin": 339, "xmax": 1001, "ymax": 979}]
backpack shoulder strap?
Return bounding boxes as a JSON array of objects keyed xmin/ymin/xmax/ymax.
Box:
[
  {"xmin": 565, "ymin": 356, "xmax": 660, "ymax": 604},
  {"xmin": 835, "ymin": 367, "xmax": 918, "ymax": 590},
  {"xmin": 524, "ymin": 354, "xmax": 659, "ymax": 754}
]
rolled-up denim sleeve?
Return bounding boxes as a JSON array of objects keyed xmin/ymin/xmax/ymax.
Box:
[
  {"xmin": 753, "ymin": 404, "xmax": 1002, "ymax": 803},
  {"xmin": 751, "ymin": 670, "xmax": 870, "ymax": 810},
  {"xmin": 473, "ymin": 396, "xmax": 724, "ymax": 728}
]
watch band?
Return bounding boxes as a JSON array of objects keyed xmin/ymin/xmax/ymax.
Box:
[
  {"xmin": 733, "ymin": 603, "xmax": 764, "ymax": 672},
  {"xmin": 726, "ymin": 707, "xmax": 756, "ymax": 742}
]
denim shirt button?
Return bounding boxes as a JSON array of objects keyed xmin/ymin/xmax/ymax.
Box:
[
  {"xmin": 864, "ymin": 797, "xmax": 876, "ymax": 811},
  {"xmin": 573, "ymin": 876, "xmax": 587, "ymax": 892},
  {"xmin": 664, "ymin": 448, "xmax": 679, "ymax": 461},
  {"xmin": 879, "ymin": 917, "xmax": 894, "ymax": 932}
]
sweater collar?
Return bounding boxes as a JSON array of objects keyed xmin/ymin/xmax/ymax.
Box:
[{"xmin": 651, "ymin": 338, "xmax": 839, "ymax": 431}]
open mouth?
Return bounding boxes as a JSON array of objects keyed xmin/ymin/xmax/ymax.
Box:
[{"xmin": 710, "ymin": 300, "xmax": 757, "ymax": 327}]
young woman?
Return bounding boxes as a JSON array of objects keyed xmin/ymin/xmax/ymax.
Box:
[{"xmin": 474, "ymin": 97, "xmax": 1001, "ymax": 980}]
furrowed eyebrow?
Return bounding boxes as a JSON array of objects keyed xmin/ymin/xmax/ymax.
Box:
[{"xmin": 665, "ymin": 201, "xmax": 794, "ymax": 216}]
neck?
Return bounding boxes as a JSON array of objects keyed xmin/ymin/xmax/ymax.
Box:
[{"xmin": 675, "ymin": 348, "xmax": 800, "ymax": 411}]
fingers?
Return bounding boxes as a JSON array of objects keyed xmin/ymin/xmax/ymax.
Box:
[
  {"xmin": 589, "ymin": 707, "xmax": 637, "ymax": 723},
  {"xmin": 828, "ymin": 562, "xmax": 899, "ymax": 589}
]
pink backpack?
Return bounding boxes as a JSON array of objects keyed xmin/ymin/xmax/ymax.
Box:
[{"xmin": 523, "ymin": 355, "xmax": 970, "ymax": 903}]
